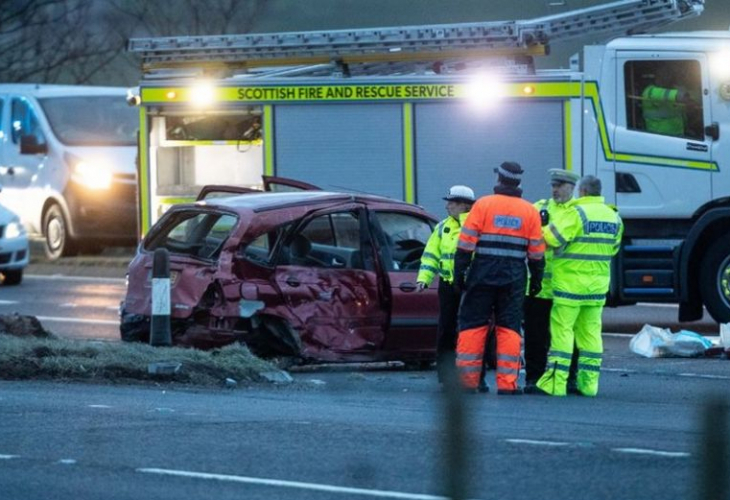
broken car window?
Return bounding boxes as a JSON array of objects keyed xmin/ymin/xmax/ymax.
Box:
[
  {"xmin": 280, "ymin": 212, "xmax": 364, "ymax": 269},
  {"xmin": 239, "ymin": 224, "xmax": 290, "ymax": 267},
  {"xmin": 144, "ymin": 210, "xmax": 238, "ymax": 261}
]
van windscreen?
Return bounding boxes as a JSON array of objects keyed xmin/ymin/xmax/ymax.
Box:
[{"xmin": 39, "ymin": 96, "xmax": 138, "ymax": 146}]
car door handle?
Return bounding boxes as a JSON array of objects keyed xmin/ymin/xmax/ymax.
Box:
[
  {"xmin": 286, "ymin": 277, "xmax": 300, "ymax": 287},
  {"xmin": 399, "ymin": 282, "xmax": 417, "ymax": 292}
]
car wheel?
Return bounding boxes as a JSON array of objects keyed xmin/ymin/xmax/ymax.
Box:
[
  {"xmin": 43, "ymin": 204, "xmax": 78, "ymax": 260},
  {"xmin": 699, "ymin": 237, "xmax": 730, "ymax": 323},
  {"xmin": 3, "ymin": 269, "xmax": 23, "ymax": 286}
]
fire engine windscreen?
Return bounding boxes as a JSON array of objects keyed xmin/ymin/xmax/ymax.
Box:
[{"xmin": 39, "ymin": 96, "xmax": 138, "ymax": 146}]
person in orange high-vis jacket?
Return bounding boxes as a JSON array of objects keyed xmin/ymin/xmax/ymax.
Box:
[{"xmin": 453, "ymin": 161, "xmax": 545, "ymax": 395}]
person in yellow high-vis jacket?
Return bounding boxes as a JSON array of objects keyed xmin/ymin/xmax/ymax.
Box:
[
  {"xmin": 523, "ymin": 169, "xmax": 579, "ymax": 388},
  {"xmin": 417, "ymin": 185, "xmax": 475, "ymax": 383},
  {"xmin": 641, "ymin": 66, "xmax": 699, "ymax": 137},
  {"xmin": 529, "ymin": 175, "xmax": 623, "ymax": 397}
]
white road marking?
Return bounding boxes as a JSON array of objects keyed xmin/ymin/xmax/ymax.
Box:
[
  {"xmin": 137, "ymin": 468, "xmax": 459, "ymax": 500},
  {"xmin": 0, "ymin": 300, "xmax": 19, "ymax": 305},
  {"xmin": 60, "ymin": 303, "xmax": 78, "ymax": 308},
  {"xmin": 505, "ymin": 439, "xmax": 570, "ymax": 447},
  {"xmin": 88, "ymin": 405, "xmax": 112, "ymax": 409},
  {"xmin": 36, "ymin": 316, "xmax": 118, "ymax": 326},
  {"xmin": 678, "ymin": 373, "xmax": 730, "ymax": 380},
  {"xmin": 26, "ymin": 275, "xmax": 125, "ymax": 284},
  {"xmin": 58, "ymin": 459, "xmax": 77, "ymax": 465},
  {"xmin": 0, "ymin": 455, "xmax": 19, "ymax": 459},
  {"xmin": 612, "ymin": 448, "xmax": 690, "ymax": 458},
  {"xmin": 603, "ymin": 368, "xmax": 729, "ymax": 380}
]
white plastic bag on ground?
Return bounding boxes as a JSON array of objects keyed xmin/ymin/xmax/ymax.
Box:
[{"xmin": 629, "ymin": 324, "xmax": 711, "ymax": 358}]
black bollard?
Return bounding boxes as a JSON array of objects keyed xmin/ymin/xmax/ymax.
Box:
[{"xmin": 149, "ymin": 248, "xmax": 172, "ymax": 346}]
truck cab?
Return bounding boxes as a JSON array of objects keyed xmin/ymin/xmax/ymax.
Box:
[{"xmin": 585, "ymin": 33, "xmax": 730, "ymax": 322}]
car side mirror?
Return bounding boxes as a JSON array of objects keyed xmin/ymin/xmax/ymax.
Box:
[{"xmin": 20, "ymin": 135, "xmax": 48, "ymax": 155}]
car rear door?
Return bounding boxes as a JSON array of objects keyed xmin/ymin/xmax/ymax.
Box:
[{"xmin": 272, "ymin": 203, "xmax": 388, "ymax": 360}]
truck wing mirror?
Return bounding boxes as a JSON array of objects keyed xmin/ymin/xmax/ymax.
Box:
[
  {"xmin": 704, "ymin": 123, "xmax": 720, "ymax": 141},
  {"xmin": 20, "ymin": 135, "xmax": 48, "ymax": 155}
]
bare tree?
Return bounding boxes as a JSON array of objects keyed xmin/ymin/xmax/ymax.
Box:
[
  {"xmin": 109, "ymin": 0, "xmax": 266, "ymax": 38},
  {"xmin": 107, "ymin": 0, "xmax": 268, "ymax": 80},
  {"xmin": 0, "ymin": 0, "xmax": 268, "ymax": 85},
  {"xmin": 0, "ymin": 0, "xmax": 125, "ymax": 83}
]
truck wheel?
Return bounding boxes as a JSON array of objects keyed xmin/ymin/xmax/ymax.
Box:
[
  {"xmin": 43, "ymin": 204, "xmax": 77, "ymax": 260},
  {"xmin": 2, "ymin": 269, "xmax": 23, "ymax": 285},
  {"xmin": 699, "ymin": 237, "xmax": 730, "ymax": 323}
]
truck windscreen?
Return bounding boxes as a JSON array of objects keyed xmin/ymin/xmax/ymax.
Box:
[{"xmin": 39, "ymin": 96, "xmax": 138, "ymax": 146}]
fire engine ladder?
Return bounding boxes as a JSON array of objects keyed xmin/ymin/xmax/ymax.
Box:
[{"xmin": 129, "ymin": 0, "xmax": 704, "ymax": 78}]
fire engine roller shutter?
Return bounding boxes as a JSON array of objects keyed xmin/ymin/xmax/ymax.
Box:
[
  {"xmin": 274, "ymin": 104, "xmax": 403, "ymax": 199},
  {"xmin": 415, "ymin": 101, "xmax": 565, "ymax": 214}
]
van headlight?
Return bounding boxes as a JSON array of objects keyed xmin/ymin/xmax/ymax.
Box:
[
  {"xmin": 71, "ymin": 160, "xmax": 113, "ymax": 190},
  {"xmin": 4, "ymin": 220, "xmax": 25, "ymax": 239}
]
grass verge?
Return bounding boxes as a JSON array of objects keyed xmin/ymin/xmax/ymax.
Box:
[{"xmin": 0, "ymin": 334, "xmax": 279, "ymax": 387}]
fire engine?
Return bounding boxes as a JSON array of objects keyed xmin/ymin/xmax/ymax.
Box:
[{"xmin": 128, "ymin": 0, "xmax": 730, "ymax": 323}]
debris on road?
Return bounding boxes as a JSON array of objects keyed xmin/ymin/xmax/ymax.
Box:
[
  {"xmin": 0, "ymin": 327, "xmax": 282, "ymax": 387},
  {"xmin": 0, "ymin": 314, "xmax": 55, "ymax": 339},
  {"xmin": 630, "ymin": 324, "xmax": 714, "ymax": 358}
]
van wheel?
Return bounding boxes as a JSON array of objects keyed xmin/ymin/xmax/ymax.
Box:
[
  {"xmin": 699, "ymin": 237, "xmax": 730, "ymax": 323},
  {"xmin": 43, "ymin": 204, "xmax": 78, "ymax": 260},
  {"xmin": 2, "ymin": 269, "xmax": 23, "ymax": 285}
]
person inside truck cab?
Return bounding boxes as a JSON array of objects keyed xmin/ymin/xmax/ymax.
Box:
[{"xmin": 641, "ymin": 65, "xmax": 700, "ymax": 138}]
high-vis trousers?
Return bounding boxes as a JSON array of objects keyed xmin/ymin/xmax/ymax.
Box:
[
  {"xmin": 537, "ymin": 303, "xmax": 603, "ymax": 396},
  {"xmin": 523, "ymin": 296, "xmax": 579, "ymax": 385},
  {"xmin": 456, "ymin": 282, "xmax": 524, "ymax": 391}
]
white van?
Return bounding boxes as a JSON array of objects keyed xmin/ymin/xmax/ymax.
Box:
[{"xmin": 0, "ymin": 84, "xmax": 138, "ymax": 259}]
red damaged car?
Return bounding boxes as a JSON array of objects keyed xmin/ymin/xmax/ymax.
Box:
[{"xmin": 120, "ymin": 179, "xmax": 440, "ymax": 364}]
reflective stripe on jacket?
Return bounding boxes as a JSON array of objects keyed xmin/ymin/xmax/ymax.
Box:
[
  {"xmin": 458, "ymin": 194, "xmax": 544, "ymax": 286},
  {"xmin": 544, "ymin": 196, "xmax": 623, "ymax": 305},
  {"xmin": 529, "ymin": 198, "xmax": 573, "ymax": 299},
  {"xmin": 642, "ymin": 84, "xmax": 686, "ymax": 136},
  {"xmin": 417, "ymin": 212, "xmax": 468, "ymax": 285}
]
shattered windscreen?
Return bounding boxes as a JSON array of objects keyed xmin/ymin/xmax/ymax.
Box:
[{"xmin": 144, "ymin": 210, "xmax": 239, "ymax": 261}]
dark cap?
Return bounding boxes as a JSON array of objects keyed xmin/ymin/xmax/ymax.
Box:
[
  {"xmin": 494, "ymin": 161, "xmax": 524, "ymax": 184},
  {"xmin": 548, "ymin": 168, "xmax": 580, "ymax": 185}
]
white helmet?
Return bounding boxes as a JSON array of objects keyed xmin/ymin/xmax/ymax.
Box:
[{"xmin": 443, "ymin": 185, "xmax": 475, "ymax": 203}]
